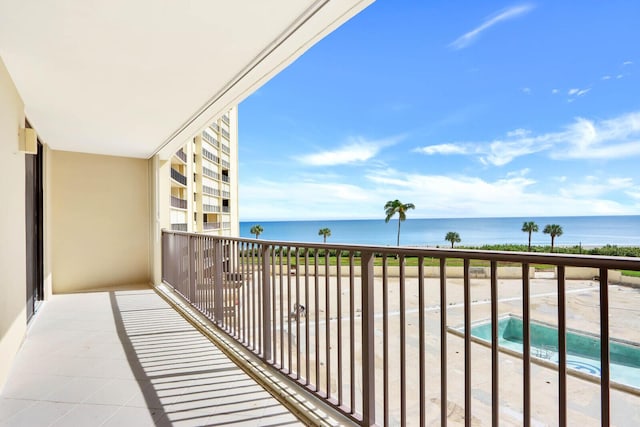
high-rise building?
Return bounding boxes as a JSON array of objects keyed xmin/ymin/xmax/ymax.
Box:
[{"xmin": 169, "ymin": 108, "xmax": 239, "ymax": 236}]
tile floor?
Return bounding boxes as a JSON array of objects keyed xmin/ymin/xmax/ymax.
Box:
[{"xmin": 0, "ymin": 287, "xmax": 302, "ymax": 426}]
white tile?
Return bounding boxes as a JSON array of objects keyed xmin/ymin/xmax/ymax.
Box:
[
  {"xmin": 101, "ymin": 406, "xmax": 162, "ymax": 427},
  {"xmin": 0, "ymin": 398, "xmax": 34, "ymax": 423},
  {"xmin": 0, "ymin": 401, "xmax": 74, "ymax": 427},
  {"xmin": 83, "ymin": 379, "xmax": 147, "ymax": 406},
  {"xmin": 50, "ymin": 403, "xmax": 119, "ymax": 427},
  {"xmin": 44, "ymin": 377, "xmax": 110, "ymax": 404}
]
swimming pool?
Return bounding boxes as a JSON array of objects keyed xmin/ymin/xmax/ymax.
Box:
[{"xmin": 469, "ymin": 315, "xmax": 640, "ymax": 390}]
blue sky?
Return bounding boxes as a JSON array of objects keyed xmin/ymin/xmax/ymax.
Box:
[{"xmin": 238, "ymin": 1, "xmax": 640, "ymax": 221}]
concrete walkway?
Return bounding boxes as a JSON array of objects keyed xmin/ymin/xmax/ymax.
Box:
[{"xmin": 0, "ymin": 287, "xmax": 302, "ymax": 427}]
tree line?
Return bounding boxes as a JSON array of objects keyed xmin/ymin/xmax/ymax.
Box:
[{"xmin": 249, "ymin": 202, "xmax": 576, "ymax": 253}]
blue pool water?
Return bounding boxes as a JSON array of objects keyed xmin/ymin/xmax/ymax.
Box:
[{"xmin": 470, "ymin": 315, "xmax": 640, "ymax": 390}]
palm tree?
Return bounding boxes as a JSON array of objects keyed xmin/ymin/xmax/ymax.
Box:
[
  {"xmin": 445, "ymin": 231, "xmax": 461, "ymax": 248},
  {"xmin": 384, "ymin": 199, "xmax": 415, "ymax": 246},
  {"xmin": 318, "ymin": 227, "xmax": 331, "ymax": 243},
  {"xmin": 543, "ymin": 224, "xmax": 563, "ymax": 252},
  {"xmin": 521, "ymin": 221, "xmax": 539, "ymax": 251},
  {"xmin": 250, "ymin": 224, "xmax": 263, "ymax": 239}
]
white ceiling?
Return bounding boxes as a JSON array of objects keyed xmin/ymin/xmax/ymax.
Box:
[{"xmin": 0, "ymin": 0, "xmax": 373, "ymax": 159}]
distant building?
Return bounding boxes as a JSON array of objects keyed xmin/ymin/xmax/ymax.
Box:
[{"xmin": 169, "ymin": 107, "xmax": 239, "ymax": 236}]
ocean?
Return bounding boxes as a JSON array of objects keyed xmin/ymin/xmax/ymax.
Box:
[{"xmin": 240, "ymin": 216, "xmax": 640, "ymax": 247}]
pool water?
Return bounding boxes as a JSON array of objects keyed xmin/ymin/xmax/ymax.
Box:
[{"xmin": 470, "ymin": 315, "xmax": 640, "ymax": 390}]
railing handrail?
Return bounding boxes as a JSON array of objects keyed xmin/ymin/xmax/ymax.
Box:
[
  {"xmin": 160, "ymin": 231, "xmax": 640, "ymax": 268},
  {"xmin": 161, "ymin": 230, "xmax": 639, "ymax": 426}
]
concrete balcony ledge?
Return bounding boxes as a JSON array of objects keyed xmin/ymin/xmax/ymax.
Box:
[{"xmin": 0, "ymin": 285, "xmax": 312, "ymax": 426}]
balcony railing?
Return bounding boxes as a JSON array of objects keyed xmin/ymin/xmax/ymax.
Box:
[
  {"xmin": 221, "ymin": 175, "xmax": 230, "ymax": 183},
  {"xmin": 221, "ymin": 144, "xmax": 230, "ymax": 154},
  {"xmin": 222, "ymin": 114, "xmax": 230, "ymax": 125},
  {"xmin": 203, "ymin": 167, "xmax": 219, "ymax": 180},
  {"xmin": 221, "ymin": 128, "xmax": 230, "ymax": 140},
  {"xmin": 210, "ymin": 123, "xmax": 220, "ymax": 132},
  {"xmin": 221, "ymin": 191, "xmax": 230, "ymax": 198},
  {"xmin": 202, "ymin": 148, "xmax": 219, "ymax": 164},
  {"xmin": 202, "ymin": 131, "xmax": 218, "ymax": 147},
  {"xmin": 161, "ymin": 232, "xmax": 640, "ymax": 426},
  {"xmin": 170, "ymin": 168, "xmax": 187, "ymax": 186},
  {"xmin": 203, "ymin": 204, "xmax": 219, "ymax": 213},
  {"xmin": 170, "ymin": 195, "xmax": 187, "ymax": 209},
  {"xmin": 170, "ymin": 223, "xmax": 187, "ymax": 232},
  {"xmin": 202, "ymin": 185, "xmax": 220, "ymax": 196},
  {"xmin": 221, "ymin": 159, "xmax": 230, "ymax": 169},
  {"xmin": 203, "ymin": 222, "xmax": 220, "ymax": 230},
  {"xmin": 221, "ymin": 206, "xmax": 230, "ymax": 213},
  {"xmin": 175, "ymin": 148, "xmax": 187, "ymax": 163}
]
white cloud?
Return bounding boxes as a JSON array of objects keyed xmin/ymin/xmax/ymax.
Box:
[
  {"xmin": 295, "ymin": 135, "xmax": 402, "ymax": 166},
  {"xmin": 616, "ymin": 74, "xmax": 624, "ymax": 79},
  {"xmin": 426, "ymin": 111, "xmax": 640, "ymax": 165},
  {"xmin": 559, "ymin": 176, "xmax": 634, "ymax": 198},
  {"xmin": 449, "ymin": 4, "xmax": 535, "ymax": 50},
  {"xmin": 364, "ymin": 169, "xmax": 637, "ymax": 218},
  {"xmin": 240, "ymin": 178, "xmax": 377, "ymax": 220},
  {"xmin": 414, "ymin": 143, "xmax": 469, "ymax": 155},
  {"xmin": 552, "ymin": 88, "xmax": 559, "ymax": 94},
  {"xmin": 522, "ymin": 87, "xmax": 531, "ymax": 94},
  {"xmin": 601, "ymin": 75, "xmax": 611, "ymax": 80},
  {"xmin": 568, "ymin": 88, "xmax": 590, "ymax": 97},
  {"xmin": 554, "ymin": 113, "xmax": 640, "ymax": 159},
  {"xmin": 623, "ymin": 61, "xmax": 633, "ymax": 66}
]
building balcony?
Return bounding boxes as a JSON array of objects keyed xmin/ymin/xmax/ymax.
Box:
[
  {"xmin": 170, "ymin": 223, "xmax": 187, "ymax": 231},
  {"xmin": 202, "ymin": 167, "xmax": 219, "ymax": 180},
  {"xmin": 221, "ymin": 206, "xmax": 230, "ymax": 213},
  {"xmin": 222, "ymin": 114, "xmax": 230, "ymax": 125},
  {"xmin": 221, "ymin": 175, "xmax": 230, "ymax": 183},
  {"xmin": 221, "ymin": 129, "xmax": 230, "ymax": 140},
  {"xmin": 203, "ymin": 222, "xmax": 221, "ymax": 230},
  {"xmin": 160, "ymin": 231, "xmax": 640, "ymax": 426},
  {"xmin": 170, "ymin": 195, "xmax": 187, "ymax": 209},
  {"xmin": 0, "ymin": 287, "xmax": 303, "ymax": 426},
  {"xmin": 221, "ymin": 144, "xmax": 230, "ymax": 154},
  {"xmin": 221, "ymin": 159, "xmax": 230, "ymax": 169},
  {"xmin": 170, "ymin": 168, "xmax": 187, "ymax": 186},
  {"xmin": 175, "ymin": 148, "xmax": 187, "ymax": 163},
  {"xmin": 202, "ymin": 204, "xmax": 220, "ymax": 213},
  {"xmin": 202, "ymin": 185, "xmax": 220, "ymax": 196},
  {"xmin": 202, "ymin": 149, "xmax": 219, "ymax": 164}
]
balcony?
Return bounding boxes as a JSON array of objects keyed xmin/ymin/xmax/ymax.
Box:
[
  {"xmin": 170, "ymin": 168, "xmax": 187, "ymax": 186},
  {"xmin": 222, "ymin": 114, "xmax": 230, "ymax": 125},
  {"xmin": 202, "ymin": 131, "xmax": 218, "ymax": 147},
  {"xmin": 0, "ymin": 287, "xmax": 303, "ymax": 425},
  {"xmin": 221, "ymin": 175, "xmax": 230, "ymax": 183},
  {"xmin": 170, "ymin": 223, "xmax": 187, "ymax": 231},
  {"xmin": 161, "ymin": 231, "xmax": 640, "ymax": 426},
  {"xmin": 221, "ymin": 206, "xmax": 230, "ymax": 213},
  {"xmin": 221, "ymin": 159, "xmax": 230, "ymax": 169},
  {"xmin": 202, "ymin": 204, "xmax": 220, "ymax": 213},
  {"xmin": 203, "ymin": 222, "xmax": 221, "ymax": 230},
  {"xmin": 170, "ymin": 195, "xmax": 187, "ymax": 209},
  {"xmin": 221, "ymin": 129, "xmax": 230, "ymax": 140},
  {"xmin": 175, "ymin": 148, "xmax": 187, "ymax": 163},
  {"xmin": 202, "ymin": 148, "xmax": 219, "ymax": 164},
  {"xmin": 202, "ymin": 185, "xmax": 220, "ymax": 196},
  {"xmin": 202, "ymin": 166, "xmax": 219, "ymax": 180}
]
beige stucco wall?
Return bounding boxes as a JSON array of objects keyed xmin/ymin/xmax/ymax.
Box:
[
  {"xmin": 0, "ymin": 58, "xmax": 27, "ymax": 388},
  {"xmin": 50, "ymin": 150, "xmax": 151, "ymax": 292}
]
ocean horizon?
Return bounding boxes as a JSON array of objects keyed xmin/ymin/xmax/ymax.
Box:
[{"xmin": 240, "ymin": 215, "xmax": 640, "ymax": 247}]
